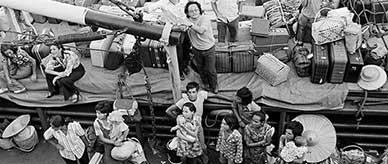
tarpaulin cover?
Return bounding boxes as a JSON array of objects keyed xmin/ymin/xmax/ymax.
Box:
[{"xmin": 0, "ymin": 59, "xmax": 349, "ymax": 110}]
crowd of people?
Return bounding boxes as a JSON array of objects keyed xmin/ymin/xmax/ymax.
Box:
[
  {"xmin": 165, "ymin": 81, "xmax": 307, "ymax": 164},
  {"xmin": 40, "ymin": 81, "xmax": 307, "ymax": 164}
]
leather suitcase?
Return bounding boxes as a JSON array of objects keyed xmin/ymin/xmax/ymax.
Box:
[
  {"xmin": 344, "ymin": 50, "xmax": 364, "ymax": 83},
  {"xmin": 328, "ymin": 40, "xmax": 348, "ymax": 83},
  {"xmin": 371, "ymin": 0, "xmax": 388, "ymax": 23},
  {"xmin": 215, "ymin": 42, "xmax": 255, "ymax": 73},
  {"xmin": 139, "ymin": 39, "xmax": 167, "ymax": 69},
  {"xmin": 311, "ymin": 44, "xmax": 330, "ymax": 84},
  {"xmin": 215, "ymin": 48, "xmax": 232, "ymax": 73}
]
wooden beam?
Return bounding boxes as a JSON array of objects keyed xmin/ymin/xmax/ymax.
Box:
[
  {"xmin": 278, "ymin": 112, "xmax": 287, "ymax": 141},
  {"xmin": 36, "ymin": 107, "xmax": 49, "ymax": 130},
  {"xmin": 6, "ymin": 8, "xmax": 22, "ymax": 39},
  {"xmin": 164, "ymin": 45, "xmax": 182, "ymax": 102}
]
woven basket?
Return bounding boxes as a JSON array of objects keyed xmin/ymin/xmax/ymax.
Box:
[
  {"xmin": 340, "ymin": 145, "xmax": 366, "ymax": 164},
  {"xmin": 255, "ymin": 53, "xmax": 290, "ymax": 86}
]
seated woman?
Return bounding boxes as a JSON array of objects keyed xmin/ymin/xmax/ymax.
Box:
[
  {"xmin": 41, "ymin": 44, "xmax": 85, "ymax": 103},
  {"xmin": 0, "ymin": 45, "xmax": 37, "ymax": 94}
]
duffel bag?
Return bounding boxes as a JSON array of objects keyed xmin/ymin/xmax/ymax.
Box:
[{"xmin": 293, "ymin": 46, "xmax": 312, "ymax": 77}]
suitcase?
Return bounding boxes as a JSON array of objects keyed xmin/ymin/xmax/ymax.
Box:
[
  {"xmin": 344, "ymin": 50, "xmax": 364, "ymax": 83},
  {"xmin": 311, "ymin": 44, "xmax": 330, "ymax": 84},
  {"xmin": 215, "ymin": 42, "xmax": 255, "ymax": 73},
  {"xmin": 328, "ymin": 40, "xmax": 348, "ymax": 83},
  {"xmin": 139, "ymin": 39, "xmax": 167, "ymax": 69},
  {"xmin": 371, "ymin": 0, "xmax": 388, "ymax": 23},
  {"xmin": 30, "ymin": 14, "xmax": 47, "ymax": 23}
]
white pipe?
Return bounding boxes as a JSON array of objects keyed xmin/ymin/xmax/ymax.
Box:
[{"xmin": 0, "ymin": 0, "xmax": 88, "ymax": 25}]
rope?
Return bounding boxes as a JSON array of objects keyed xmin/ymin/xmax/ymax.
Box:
[{"xmin": 355, "ymin": 90, "xmax": 367, "ymax": 130}]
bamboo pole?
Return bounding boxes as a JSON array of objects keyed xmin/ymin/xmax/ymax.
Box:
[{"xmin": 164, "ymin": 45, "xmax": 182, "ymax": 102}]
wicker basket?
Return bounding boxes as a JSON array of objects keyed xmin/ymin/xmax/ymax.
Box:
[
  {"xmin": 340, "ymin": 145, "xmax": 366, "ymax": 164},
  {"xmin": 255, "ymin": 53, "xmax": 290, "ymax": 86}
]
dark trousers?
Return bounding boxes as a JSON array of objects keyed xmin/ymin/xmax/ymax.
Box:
[
  {"xmin": 62, "ymin": 149, "xmax": 89, "ymax": 164},
  {"xmin": 56, "ymin": 64, "xmax": 85, "ymax": 100},
  {"xmin": 217, "ymin": 18, "xmax": 239, "ymax": 43},
  {"xmin": 192, "ymin": 46, "xmax": 218, "ymax": 89},
  {"xmin": 45, "ymin": 66, "xmax": 65, "ymax": 94},
  {"xmin": 177, "ymin": 32, "xmax": 191, "ymax": 73},
  {"xmin": 296, "ymin": 14, "xmax": 313, "ymax": 43}
]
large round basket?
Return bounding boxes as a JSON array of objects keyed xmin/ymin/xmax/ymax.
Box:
[
  {"xmin": 12, "ymin": 125, "xmax": 39, "ymax": 152},
  {"xmin": 340, "ymin": 145, "xmax": 366, "ymax": 164},
  {"xmin": 0, "ymin": 138, "xmax": 14, "ymax": 150}
]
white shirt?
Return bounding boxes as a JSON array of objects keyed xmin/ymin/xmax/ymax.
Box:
[
  {"xmin": 44, "ymin": 122, "xmax": 86, "ymax": 161},
  {"xmin": 93, "ymin": 119, "xmax": 111, "ymax": 137},
  {"xmin": 176, "ymin": 90, "xmax": 208, "ymax": 117},
  {"xmin": 145, "ymin": 0, "xmax": 189, "ymax": 24},
  {"xmin": 212, "ymin": 0, "xmax": 243, "ymax": 22}
]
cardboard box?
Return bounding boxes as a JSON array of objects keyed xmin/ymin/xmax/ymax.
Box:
[
  {"xmin": 252, "ymin": 28, "xmax": 289, "ymax": 45},
  {"xmin": 251, "ymin": 18, "xmax": 270, "ymax": 37},
  {"xmin": 240, "ymin": 6, "xmax": 265, "ymax": 18}
]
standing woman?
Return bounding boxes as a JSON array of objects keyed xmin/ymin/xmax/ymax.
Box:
[
  {"xmin": 44, "ymin": 115, "xmax": 90, "ymax": 164},
  {"xmin": 41, "ymin": 44, "xmax": 85, "ymax": 103},
  {"xmin": 183, "ymin": 1, "xmax": 219, "ymax": 94},
  {"xmin": 243, "ymin": 111, "xmax": 274, "ymax": 164},
  {"xmin": 176, "ymin": 102, "xmax": 203, "ymax": 164},
  {"xmin": 0, "ymin": 45, "xmax": 37, "ymax": 94}
]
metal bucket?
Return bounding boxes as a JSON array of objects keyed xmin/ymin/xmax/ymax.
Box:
[{"xmin": 12, "ymin": 125, "xmax": 38, "ymax": 152}]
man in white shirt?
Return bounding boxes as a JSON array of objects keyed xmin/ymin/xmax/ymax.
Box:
[
  {"xmin": 211, "ymin": 0, "xmax": 244, "ymax": 43},
  {"xmin": 165, "ymin": 81, "xmax": 209, "ymax": 163}
]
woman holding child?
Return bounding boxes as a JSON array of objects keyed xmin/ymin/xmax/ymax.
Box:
[
  {"xmin": 93, "ymin": 101, "xmax": 129, "ymax": 164},
  {"xmin": 278, "ymin": 121, "xmax": 306, "ymax": 164},
  {"xmin": 172, "ymin": 102, "xmax": 203, "ymax": 164}
]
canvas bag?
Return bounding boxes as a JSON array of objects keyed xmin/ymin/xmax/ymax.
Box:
[
  {"xmin": 312, "ymin": 8, "xmax": 346, "ymax": 45},
  {"xmin": 293, "ymin": 46, "xmax": 311, "ymax": 77},
  {"xmin": 344, "ymin": 23, "xmax": 363, "ymax": 54}
]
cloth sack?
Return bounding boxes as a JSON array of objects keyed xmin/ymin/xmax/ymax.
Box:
[
  {"xmin": 344, "ymin": 23, "xmax": 362, "ymax": 54},
  {"xmin": 111, "ymin": 140, "xmax": 137, "ymax": 161},
  {"xmin": 312, "ymin": 9, "xmax": 346, "ymax": 45}
]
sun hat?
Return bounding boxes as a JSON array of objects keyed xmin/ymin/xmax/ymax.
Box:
[
  {"xmin": 357, "ymin": 65, "xmax": 387, "ymax": 91},
  {"xmin": 2, "ymin": 115, "xmax": 30, "ymax": 138},
  {"xmin": 293, "ymin": 114, "xmax": 337, "ymax": 163}
]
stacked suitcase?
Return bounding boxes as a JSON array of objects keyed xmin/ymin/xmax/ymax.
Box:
[
  {"xmin": 215, "ymin": 42, "xmax": 255, "ymax": 73},
  {"xmin": 328, "ymin": 40, "xmax": 348, "ymax": 83},
  {"xmin": 311, "ymin": 44, "xmax": 330, "ymax": 84},
  {"xmin": 311, "ymin": 40, "xmax": 364, "ymax": 84},
  {"xmin": 139, "ymin": 39, "xmax": 168, "ymax": 69},
  {"xmin": 344, "ymin": 50, "xmax": 364, "ymax": 82}
]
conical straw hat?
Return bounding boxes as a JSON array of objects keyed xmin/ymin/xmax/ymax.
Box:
[
  {"xmin": 293, "ymin": 114, "xmax": 337, "ymax": 163},
  {"xmin": 2, "ymin": 115, "xmax": 30, "ymax": 138}
]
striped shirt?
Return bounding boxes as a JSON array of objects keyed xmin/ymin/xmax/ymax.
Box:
[
  {"xmin": 44, "ymin": 122, "xmax": 86, "ymax": 161},
  {"xmin": 216, "ymin": 129, "xmax": 243, "ymax": 163}
]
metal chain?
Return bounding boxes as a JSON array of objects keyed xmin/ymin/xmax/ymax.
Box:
[{"xmin": 132, "ymin": 36, "xmax": 157, "ymax": 141}]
